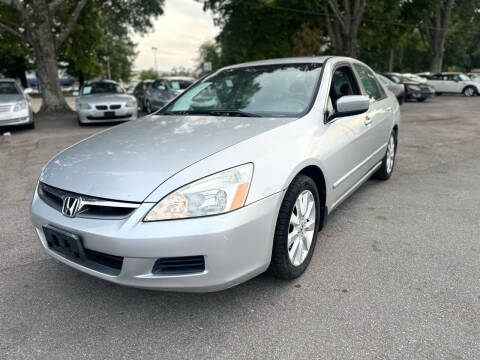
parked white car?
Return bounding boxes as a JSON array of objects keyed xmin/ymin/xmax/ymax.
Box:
[{"xmin": 426, "ymin": 72, "xmax": 479, "ymax": 96}]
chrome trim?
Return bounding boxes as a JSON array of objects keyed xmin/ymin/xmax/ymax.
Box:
[
  {"xmin": 330, "ymin": 161, "xmax": 382, "ymax": 212},
  {"xmin": 332, "ymin": 143, "xmax": 387, "ymax": 189}
]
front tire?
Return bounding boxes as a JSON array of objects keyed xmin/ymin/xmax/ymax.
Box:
[
  {"xmin": 463, "ymin": 86, "xmax": 476, "ymax": 97},
  {"xmin": 269, "ymin": 175, "xmax": 320, "ymax": 280},
  {"xmin": 374, "ymin": 130, "xmax": 397, "ymax": 180}
]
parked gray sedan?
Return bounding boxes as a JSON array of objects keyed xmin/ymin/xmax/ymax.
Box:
[
  {"xmin": 76, "ymin": 80, "xmax": 138, "ymax": 124},
  {"xmin": 144, "ymin": 76, "xmax": 195, "ymax": 113},
  {"xmin": 0, "ymin": 79, "xmax": 34, "ymax": 129},
  {"xmin": 30, "ymin": 57, "xmax": 400, "ymax": 291}
]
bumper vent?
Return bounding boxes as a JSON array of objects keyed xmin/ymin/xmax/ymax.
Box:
[{"xmin": 152, "ymin": 256, "xmax": 205, "ymax": 275}]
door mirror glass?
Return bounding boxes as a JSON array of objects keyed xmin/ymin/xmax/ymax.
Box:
[{"xmin": 334, "ymin": 95, "xmax": 369, "ymax": 118}]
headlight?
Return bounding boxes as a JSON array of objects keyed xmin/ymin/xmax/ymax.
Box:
[
  {"xmin": 144, "ymin": 163, "xmax": 253, "ymax": 221},
  {"xmin": 125, "ymin": 99, "xmax": 137, "ymax": 108},
  {"xmin": 407, "ymin": 85, "xmax": 421, "ymax": 91},
  {"xmin": 13, "ymin": 101, "xmax": 27, "ymax": 112},
  {"xmin": 78, "ymin": 103, "xmax": 92, "ymax": 110}
]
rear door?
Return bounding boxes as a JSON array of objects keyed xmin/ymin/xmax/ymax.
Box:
[{"xmin": 352, "ymin": 62, "xmax": 392, "ymax": 169}]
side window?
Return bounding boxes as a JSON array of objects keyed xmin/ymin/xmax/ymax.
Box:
[
  {"xmin": 353, "ymin": 63, "xmax": 386, "ymax": 101},
  {"xmin": 327, "ymin": 65, "xmax": 361, "ymax": 117}
]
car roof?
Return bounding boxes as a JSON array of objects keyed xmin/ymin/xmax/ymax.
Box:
[
  {"xmin": 162, "ymin": 76, "xmax": 195, "ymax": 81},
  {"xmin": 85, "ymin": 80, "xmax": 119, "ymax": 85},
  {"xmin": 223, "ymin": 56, "xmax": 332, "ymax": 69},
  {"xmin": 0, "ymin": 78, "xmax": 17, "ymax": 82}
]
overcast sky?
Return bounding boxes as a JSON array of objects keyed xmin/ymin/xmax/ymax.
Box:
[{"xmin": 131, "ymin": 0, "xmax": 219, "ymax": 72}]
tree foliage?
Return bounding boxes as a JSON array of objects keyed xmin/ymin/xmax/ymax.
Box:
[
  {"xmin": 198, "ymin": 0, "xmax": 480, "ymax": 73},
  {"xmin": 0, "ymin": 0, "xmax": 164, "ymax": 112}
]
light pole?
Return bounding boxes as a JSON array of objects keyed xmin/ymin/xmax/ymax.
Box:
[{"xmin": 152, "ymin": 47, "xmax": 158, "ymax": 75}]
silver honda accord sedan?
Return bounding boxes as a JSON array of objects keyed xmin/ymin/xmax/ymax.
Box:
[{"xmin": 30, "ymin": 57, "xmax": 400, "ymax": 292}]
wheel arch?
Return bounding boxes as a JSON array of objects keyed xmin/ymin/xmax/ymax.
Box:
[
  {"xmin": 296, "ymin": 165, "xmax": 327, "ymax": 231},
  {"xmin": 462, "ymin": 85, "xmax": 478, "ymax": 95}
]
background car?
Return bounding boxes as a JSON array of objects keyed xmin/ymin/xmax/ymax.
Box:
[
  {"xmin": 0, "ymin": 79, "xmax": 34, "ymax": 129},
  {"xmin": 377, "ymin": 74, "xmax": 405, "ymax": 105},
  {"xmin": 133, "ymin": 79, "xmax": 154, "ymax": 111},
  {"xmin": 75, "ymin": 80, "xmax": 138, "ymax": 125},
  {"xmin": 382, "ymin": 73, "xmax": 435, "ymax": 102},
  {"xmin": 144, "ymin": 76, "xmax": 195, "ymax": 113},
  {"xmin": 402, "ymin": 73, "xmax": 428, "ymax": 84},
  {"xmin": 426, "ymin": 72, "xmax": 479, "ymax": 96}
]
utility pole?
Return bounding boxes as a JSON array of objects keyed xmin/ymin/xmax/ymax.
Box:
[{"xmin": 152, "ymin": 47, "xmax": 158, "ymax": 75}]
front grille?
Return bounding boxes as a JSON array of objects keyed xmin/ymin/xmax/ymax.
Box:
[
  {"xmin": 0, "ymin": 105, "xmax": 11, "ymax": 113},
  {"xmin": 86, "ymin": 114, "xmax": 132, "ymax": 120},
  {"xmin": 96, "ymin": 105, "xmax": 108, "ymax": 110},
  {"xmin": 38, "ymin": 182, "xmax": 140, "ymax": 220},
  {"xmin": 110, "ymin": 104, "xmax": 121, "ymax": 110},
  {"xmin": 152, "ymin": 256, "xmax": 205, "ymax": 275}
]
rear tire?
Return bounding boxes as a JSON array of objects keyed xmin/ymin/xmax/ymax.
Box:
[
  {"xmin": 269, "ymin": 175, "xmax": 321, "ymax": 280},
  {"xmin": 374, "ymin": 130, "xmax": 397, "ymax": 180}
]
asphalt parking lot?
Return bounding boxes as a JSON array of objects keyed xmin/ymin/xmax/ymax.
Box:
[{"xmin": 1, "ymin": 96, "xmax": 479, "ymax": 359}]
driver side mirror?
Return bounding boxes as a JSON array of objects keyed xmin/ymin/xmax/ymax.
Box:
[
  {"xmin": 329, "ymin": 95, "xmax": 369, "ymax": 121},
  {"xmin": 158, "ymin": 85, "xmax": 167, "ymax": 91},
  {"xmin": 72, "ymin": 91, "xmax": 79, "ymax": 97},
  {"xmin": 23, "ymin": 88, "xmax": 33, "ymax": 95}
]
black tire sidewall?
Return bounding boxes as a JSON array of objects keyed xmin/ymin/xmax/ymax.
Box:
[{"xmin": 270, "ymin": 175, "xmax": 321, "ymax": 280}]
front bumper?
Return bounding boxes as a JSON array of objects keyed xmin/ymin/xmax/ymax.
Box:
[
  {"xmin": 0, "ymin": 108, "xmax": 32, "ymax": 126},
  {"xmin": 77, "ymin": 106, "xmax": 138, "ymax": 123},
  {"xmin": 30, "ymin": 188, "xmax": 282, "ymax": 292}
]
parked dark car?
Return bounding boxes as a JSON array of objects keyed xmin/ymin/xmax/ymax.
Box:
[
  {"xmin": 382, "ymin": 73, "xmax": 435, "ymax": 102},
  {"xmin": 377, "ymin": 74, "xmax": 405, "ymax": 105},
  {"xmin": 133, "ymin": 80, "xmax": 154, "ymax": 111},
  {"xmin": 144, "ymin": 77, "xmax": 195, "ymax": 113}
]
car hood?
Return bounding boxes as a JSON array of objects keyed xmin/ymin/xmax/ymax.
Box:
[
  {"xmin": 40, "ymin": 114, "xmax": 294, "ymax": 202},
  {"xmin": 77, "ymin": 94, "xmax": 134, "ymax": 104},
  {"xmin": 0, "ymin": 94, "xmax": 24, "ymax": 104}
]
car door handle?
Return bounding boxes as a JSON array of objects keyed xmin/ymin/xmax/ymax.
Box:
[
  {"xmin": 364, "ymin": 116, "xmax": 372, "ymax": 126},
  {"xmin": 386, "ymin": 106, "xmax": 393, "ymax": 112}
]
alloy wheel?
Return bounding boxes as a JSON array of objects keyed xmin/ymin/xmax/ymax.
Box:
[
  {"xmin": 464, "ymin": 87, "xmax": 475, "ymax": 97},
  {"xmin": 288, "ymin": 190, "xmax": 316, "ymax": 266},
  {"xmin": 386, "ymin": 134, "xmax": 395, "ymax": 174}
]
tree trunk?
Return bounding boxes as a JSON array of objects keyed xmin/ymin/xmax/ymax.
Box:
[
  {"xmin": 324, "ymin": 0, "xmax": 366, "ymax": 58},
  {"xmin": 424, "ymin": 0, "xmax": 455, "ymax": 73},
  {"xmin": 388, "ymin": 49, "xmax": 394, "ymax": 72},
  {"xmin": 28, "ymin": 3, "xmax": 70, "ymax": 112}
]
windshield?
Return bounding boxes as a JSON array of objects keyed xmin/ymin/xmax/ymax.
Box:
[
  {"xmin": 168, "ymin": 80, "xmax": 194, "ymax": 90},
  {"xmin": 0, "ymin": 82, "xmax": 20, "ymax": 95},
  {"xmin": 81, "ymin": 82, "xmax": 124, "ymax": 95},
  {"xmin": 164, "ymin": 63, "xmax": 322, "ymax": 117}
]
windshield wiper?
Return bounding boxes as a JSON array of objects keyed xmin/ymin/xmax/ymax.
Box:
[
  {"xmin": 160, "ymin": 109, "xmax": 262, "ymax": 117},
  {"xmin": 206, "ymin": 109, "xmax": 262, "ymax": 117}
]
